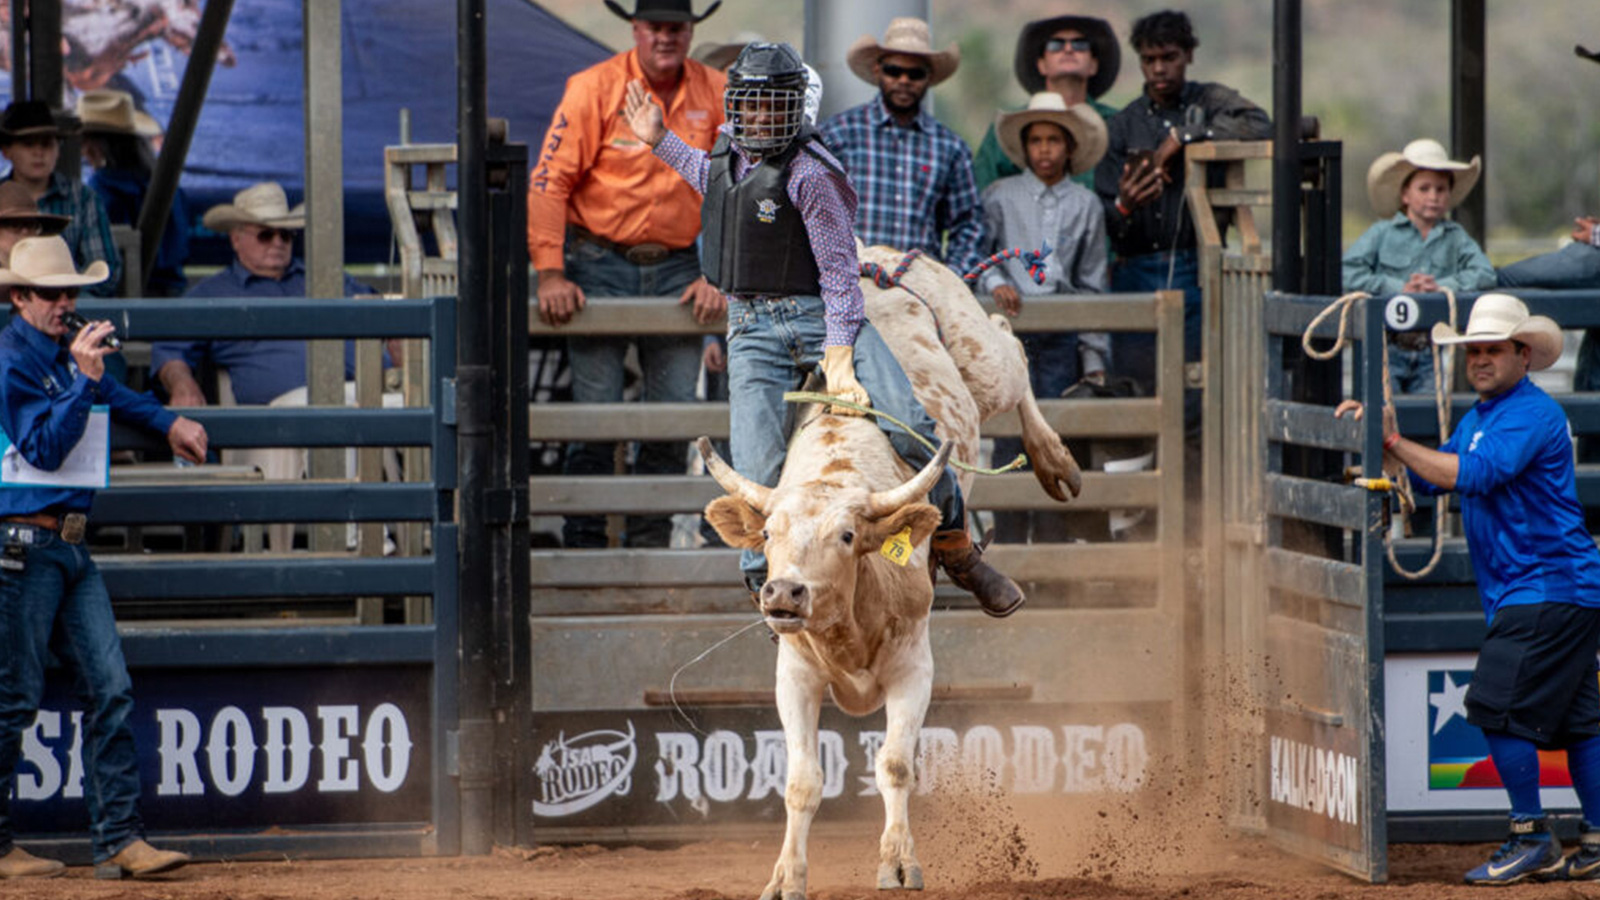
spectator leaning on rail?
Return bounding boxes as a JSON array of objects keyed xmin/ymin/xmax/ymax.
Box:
[
  {"xmin": 980, "ymin": 93, "xmax": 1109, "ymax": 545},
  {"xmin": 1342, "ymin": 139, "xmax": 1495, "ymax": 395},
  {"xmin": 528, "ymin": 0, "xmax": 727, "ymax": 550},
  {"xmin": 1499, "ymin": 216, "xmax": 1600, "ymax": 419},
  {"xmin": 973, "ymin": 14, "xmax": 1121, "ymax": 192},
  {"xmin": 149, "ymin": 182, "xmax": 383, "ymax": 552},
  {"xmin": 0, "ymin": 236, "xmax": 204, "ymax": 880},
  {"xmin": 77, "ymin": 89, "xmax": 193, "ymax": 298},
  {"xmin": 1094, "ymin": 9, "xmax": 1270, "ymax": 395},
  {"xmin": 818, "ymin": 17, "xmax": 987, "ymax": 280},
  {"xmin": 0, "ymin": 100, "xmax": 122, "ymax": 299},
  {"xmin": 1335, "ymin": 294, "xmax": 1600, "ymax": 886},
  {"xmin": 626, "ymin": 41, "xmax": 1028, "ymax": 616}
]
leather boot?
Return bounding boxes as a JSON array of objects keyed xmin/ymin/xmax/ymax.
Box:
[
  {"xmin": 0, "ymin": 846, "xmax": 64, "ymax": 879},
  {"xmin": 932, "ymin": 529, "xmax": 1024, "ymax": 617},
  {"xmin": 95, "ymin": 839, "xmax": 189, "ymax": 880}
]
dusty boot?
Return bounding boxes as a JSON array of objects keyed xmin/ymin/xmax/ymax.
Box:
[
  {"xmin": 932, "ymin": 530, "xmax": 1024, "ymax": 617},
  {"xmin": 95, "ymin": 839, "xmax": 189, "ymax": 880},
  {"xmin": 0, "ymin": 846, "xmax": 64, "ymax": 879}
]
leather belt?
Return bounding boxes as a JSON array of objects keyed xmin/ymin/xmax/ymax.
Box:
[
  {"xmin": 569, "ymin": 225, "xmax": 676, "ymax": 266},
  {"xmin": 3, "ymin": 512, "xmax": 86, "ymax": 544},
  {"xmin": 1388, "ymin": 330, "xmax": 1431, "ymax": 351}
]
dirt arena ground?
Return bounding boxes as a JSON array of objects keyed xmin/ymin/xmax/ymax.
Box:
[{"xmin": 0, "ymin": 837, "xmax": 1590, "ymax": 899}]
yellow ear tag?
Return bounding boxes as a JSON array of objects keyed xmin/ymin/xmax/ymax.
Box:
[{"xmin": 879, "ymin": 526, "xmax": 913, "ymax": 566}]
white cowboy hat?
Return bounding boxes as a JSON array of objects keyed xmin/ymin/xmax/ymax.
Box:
[
  {"xmin": 76, "ymin": 89, "xmax": 161, "ymax": 138},
  {"xmin": 201, "ymin": 182, "xmax": 307, "ymax": 232},
  {"xmin": 0, "ymin": 235, "xmax": 109, "ymax": 287},
  {"xmin": 1366, "ymin": 139, "xmax": 1481, "ymax": 219},
  {"xmin": 846, "ymin": 17, "xmax": 960, "ymax": 87},
  {"xmin": 1430, "ymin": 292, "xmax": 1563, "ymax": 372},
  {"xmin": 996, "ymin": 94, "xmax": 1107, "ymax": 176}
]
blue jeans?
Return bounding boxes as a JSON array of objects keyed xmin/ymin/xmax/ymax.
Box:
[
  {"xmin": 562, "ymin": 240, "xmax": 703, "ymax": 548},
  {"xmin": 994, "ymin": 332, "xmax": 1078, "ymax": 543},
  {"xmin": 1111, "ymin": 250, "xmax": 1202, "ymax": 443},
  {"xmin": 726, "ymin": 294, "xmax": 963, "ymax": 587},
  {"xmin": 1497, "ymin": 243, "xmax": 1600, "ymax": 290},
  {"xmin": 0, "ymin": 524, "xmax": 143, "ymax": 862},
  {"xmin": 1387, "ymin": 343, "xmax": 1436, "ymax": 395}
]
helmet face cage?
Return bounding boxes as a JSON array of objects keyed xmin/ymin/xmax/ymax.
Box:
[{"xmin": 725, "ymin": 83, "xmax": 804, "ymax": 154}]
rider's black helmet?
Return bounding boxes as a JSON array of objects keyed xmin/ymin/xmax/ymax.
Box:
[{"xmin": 725, "ymin": 42, "xmax": 808, "ymax": 155}]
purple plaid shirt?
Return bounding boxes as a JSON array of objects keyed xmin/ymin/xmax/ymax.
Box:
[
  {"xmin": 818, "ymin": 97, "xmax": 986, "ymax": 278},
  {"xmin": 655, "ymin": 128, "xmax": 866, "ymax": 347}
]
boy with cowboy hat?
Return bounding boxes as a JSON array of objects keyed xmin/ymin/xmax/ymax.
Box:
[
  {"xmin": 1337, "ymin": 293, "xmax": 1600, "ymax": 884},
  {"xmin": 0, "ymin": 100, "xmax": 122, "ymax": 298},
  {"xmin": 819, "ymin": 17, "xmax": 987, "ymax": 280},
  {"xmin": 974, "ymin": 14, "xmax": 1121, "ymax": 191},
  {"xmin": 980, "ymin": 94, "xmax": 1109, "ymax": 545},
  {"xmin": 0, "ymin": 235, "xmax": 204, "ymax": 880},
  {"xmin": 1344, "ymin": 138, "xmax": 1496, "ymax": 395}
]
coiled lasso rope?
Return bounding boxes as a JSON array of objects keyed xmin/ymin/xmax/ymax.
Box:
[{"xmin": 1301, "ymin": 288, "xmax": 1457, "ymax": 580}]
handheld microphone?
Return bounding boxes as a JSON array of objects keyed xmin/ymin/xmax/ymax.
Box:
[{"xmin": 60, "ymin": 310, "xmax": 122, "ymax": 350}]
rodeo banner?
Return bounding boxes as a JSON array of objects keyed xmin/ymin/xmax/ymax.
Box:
[{"xmin": 527, "ymin": 703, "xmax": 1164, "ymax": 829}]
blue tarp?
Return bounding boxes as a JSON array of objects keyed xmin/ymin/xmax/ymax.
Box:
[{"xmin": 5, "ymin": 0, "xmax": 612, "ymax": 263}]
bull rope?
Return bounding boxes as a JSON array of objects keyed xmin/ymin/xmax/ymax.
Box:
[
  {"xmin": 1301, "ymin": 288, "xmax": 1457, "ymax": 580},
  {"xmin": 666, "ymin": 618, "xmax": 768, "ymax": 735},
  {"xmin": 781, "ymin": 390, "xmax": 1027, "ymax": 475}
]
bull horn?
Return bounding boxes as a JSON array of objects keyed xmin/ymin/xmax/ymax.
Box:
[
  {"xmin": 696, "ymin": 436, "xmax": 772, "ymax": 513},
  {"xmin": 866, "ymin": 440, "xmax": 954, "ymax": 518}
]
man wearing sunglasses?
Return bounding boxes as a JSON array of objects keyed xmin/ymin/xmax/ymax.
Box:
[
  {"xmin": 820, "ymin": 17, "xmax": 985, "ymax": 281},
  {"xmin": 0, "ymin": 236, "xmax": 204, "ymax": 880},
  {"xmin": 974, "ymin": 15, "xmax": 1121, "ymax": 192}
]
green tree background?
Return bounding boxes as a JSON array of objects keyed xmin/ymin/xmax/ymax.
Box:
[{"xmin": 536, "ymin": 0, "xmax": 1599, "ymax": 254}]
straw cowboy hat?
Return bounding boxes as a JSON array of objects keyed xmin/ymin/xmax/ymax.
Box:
[
  {"xmin": 0, "ymin": 235, "xmax": 109, "ymax": 287},
  {"xmin": 846, "ymin": 17, "xmax": 960, "ymax": 87},
  {"xmin": 1014, "ymin": 15, "xmax": 1120, "ymax": 99},
  {"xmin": 1366, "ymin": 139, "xmax": 1481, "ymax": 219},
  {"xmin": 201, "ymin": 182, "xmax": 307, "ymax": 232},
  {"xmin": 77, "ymin": 89, "xmax": 162, "ymax": 137},
  {"xmin": 604, "ymin": 0, "xmax": 719, "ymax": 23},
  {"xmin": 0, "ymin": 182, "xmax": 69, "ymax": 235},
  {"xmin": 1430, "ymin": 293, "xmax": 1563, "ymax": 372},
  {"xmin": 996, "ymin": 93, "xmax": 1107, "ymax": 176}
]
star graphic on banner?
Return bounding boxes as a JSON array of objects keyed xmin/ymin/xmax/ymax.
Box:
[{"xmin": 1430, "ymin": 672, "xmax": 1470, "ymax": 735}]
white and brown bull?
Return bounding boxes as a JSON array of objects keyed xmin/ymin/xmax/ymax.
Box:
[{"xmin": 697, "ymin": 248, "xmax": 1081, "ymax": 899}]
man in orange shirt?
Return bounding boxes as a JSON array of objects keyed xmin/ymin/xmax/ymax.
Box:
[{"xmin": 529, "ymin": 0, "xmax": 726, "ymax": 548}]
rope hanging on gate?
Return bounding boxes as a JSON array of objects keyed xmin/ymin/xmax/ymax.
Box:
[{"xmin": 1301, "ymin": 288, "xmax": 1458, "ymax": 580}]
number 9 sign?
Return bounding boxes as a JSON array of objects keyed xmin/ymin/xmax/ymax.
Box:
[{"xmin": 1385, "ymin": 295, "xmax": 1420, "ymax": 332}]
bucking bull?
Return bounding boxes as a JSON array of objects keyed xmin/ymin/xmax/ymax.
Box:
[{"xmin": 696, "ymin": 245, "xmax": 1082, "ymax": 899}]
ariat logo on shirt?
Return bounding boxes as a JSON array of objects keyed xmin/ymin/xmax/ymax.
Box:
[
  {"xmin": 686, "ymin": 109, "xmax": 709, "ymax": 121},
  {"xmin": 1468, "ymin": 430, "xmax": 1483, "ymax": 453},
  {"xmin": 756, "ymin": 199, "xmax": 781, "ymax": 224}
]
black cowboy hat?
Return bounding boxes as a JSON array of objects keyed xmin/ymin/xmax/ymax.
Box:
[
  {"xmin": 1014, "ymin": 15, "xmax": 1119, "ymax": 99},
  {"xmin": 0, "ymin": 100, "xmax": 75, "ymax": 145},
  {"xmin": 603, "ymin": 0, "xmax": 720, "ymax": 23}
]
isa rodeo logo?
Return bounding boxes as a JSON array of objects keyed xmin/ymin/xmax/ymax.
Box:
[
  {"xmin": 1429, "ymin": 670, "xmax": 1574, "ymax": 790},
  {"xmin": 532, "ymin": 723, "xmax": 638, "ymax": 816}
]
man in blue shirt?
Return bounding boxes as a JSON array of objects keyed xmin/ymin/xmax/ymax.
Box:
[
  {"xmin": 820, "ymin": 17, "xmax": 985, "ymax": 279},
  {"xmin": 0, "ymin": 236, "xmax": 204, "ymax": 880},
  {"xmin": 1338, "ymin": 293, "xmax": 1600, "ymax": 884}
]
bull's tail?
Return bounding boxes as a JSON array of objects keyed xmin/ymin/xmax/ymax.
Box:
[{"xmin": 1002, "ymin": 318, "xmax": 1082, "ymax": 502}]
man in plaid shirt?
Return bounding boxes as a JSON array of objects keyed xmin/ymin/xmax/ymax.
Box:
[{"xmin": 820, "ymin": 18, "xmax": 985, "ymax": 279}]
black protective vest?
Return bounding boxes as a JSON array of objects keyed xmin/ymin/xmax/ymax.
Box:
[{"xmin": 700, "ymin": 127, "xmax": 839, "ymax": 296}]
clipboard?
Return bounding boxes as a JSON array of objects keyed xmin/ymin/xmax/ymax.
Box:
[{"xmin": 0, "ymin": 406, "xmax": 111, "ymax": 489}]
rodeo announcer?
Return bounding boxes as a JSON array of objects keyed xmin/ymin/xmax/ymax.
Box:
[
  {"xmin": 0, "ymin": 236, "xmax": 203, "ymax": 879},
  {"xmin": 1338, "ymin": 293, "xmax": 1600, "ymax": 885},
  {"xmin": 620, "ymin": 42, "xmax": 1025, "ymax": 616}
]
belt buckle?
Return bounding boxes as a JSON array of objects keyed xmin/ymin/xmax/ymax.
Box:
[
  {"xmin": 60, "ymin": 513, "xmax": 86, "ymax": 544},
  {"xmin": 625, "ymin": 244, "xmax": 669, "ymax": 266}
]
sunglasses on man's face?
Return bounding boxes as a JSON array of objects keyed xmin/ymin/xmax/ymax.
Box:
[
  {"xmin": 254, "ymin": 227, "xmax": 296, "ymax": 245},
  {"xmin": 880, "ymin": 63, "xmax": 929, "ymax": 82},
  {"xmin": 1045, "ymin": 37, "xmax": 1093, "ymax": 54},
  {"xmin": 29, "ymin": 287, "xmax": 78, "ymax": 302}
]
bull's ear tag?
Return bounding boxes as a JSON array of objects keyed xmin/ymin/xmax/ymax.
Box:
[{"xmin": 879, "ymin": 526, "xmax": 913, "ymax": 566}]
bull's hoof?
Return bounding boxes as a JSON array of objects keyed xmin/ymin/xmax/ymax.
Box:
[
  {"xmin": 759, "ymin": 870, "xmax": 806, "ymax": 900},
  {"xmin": 876, "ymin": 861, "xmax": 924, "ymax": 890}
]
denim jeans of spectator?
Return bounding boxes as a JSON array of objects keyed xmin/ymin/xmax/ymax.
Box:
[
  {"xmin": 561, "ymin": 240, "xmax": 702, "ymax": 548},
  {"xmin": 0, "ymin": 527, "xmax": 143, "ymax": 863},
  {"xmin": 1109, "ymin": 249, "xmax": 1201, "ymax": 394},
  {"xmin": 1497, "ymin": 243, "xmax": 1600, "ymax": 290},
  {"xmin": 1387, "ymin": 344, "xmax": 1436, "ymax": 395},
  {"xmin": 994, "ymin": 331, "xmax": 1078, "ymax": 543},
  {"xmin": 726, "ymin": 294, "xmax": 963, "ymax": 589}
]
